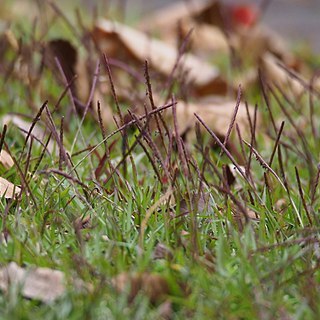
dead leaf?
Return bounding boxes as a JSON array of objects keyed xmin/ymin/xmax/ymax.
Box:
[
  {"xmin": 93, "ymin": 19, "xmax": 228, "ymax": 95},
  {"xmin": 274, "ymin": 198, "xmax": 287, "ymax": 213},
  {"xmin": 139, "ymin": 2, "xmax": 226, "ymax": 50},
  {"xmin": 2, "ymin": 115, "xmax": 56, "ymax": 154},
  {"xmin": 3, "ymin": 29, "xmax": 19, "ymax": 52},
  {"xmin": 139, "ymin": 0, "xmax": 296, "ymax": 70},
  {"xmin": 0, "ymin": 177, "xmax": 20, "ymax": 199},
  {"xmin": 140, "ymin": 1, "xmax": 252, "ymax": 34},
  {"xmin": 153, "ymin": 243, "xmax": 174, "ymax": 261},
  {"xmin": 178, "ymin": 192, "xmax": 210, "ymax": 216},
  {"xmin": 44, "ymin": 39, "xmax": 90, "ymax": 112},
  {"xmin": 164, "ymin": 98, "xmax": 258, "ymax": 140},
  {"xmin": 45, "ymin": 39, "xmax": 77, "ymax": 90},
  {"xmin": 181, "ymin": 230, "xmax": 189, "ymax": 237},
  {"xmin": 139, "ymin": 1, "xmax": 213, "ymax": 34},
  {"xmin": 261, "ymin": 53, "xmax": 305, "ymax": 97},
  {"xmin": 112, "ymin": 272, "xmax": 170, "ymax": 304},
  {"xmin": 233, "ymin": 67, "xmax": 258, "ymax": 91},
  {"xmin": 0, "ymin": 262, "xmax": 65, "ymax": 303},
  {"xmin": 224, "ymin": 164, "xmax": 247, "ymax": 188},
  {"xmin": 233, "ymin": 26, "xmax": 296, "ymax": 66},
  {"xmin": 0, "ymin": 150, "xmax": 14, "ymax": 169},
  {"xmin": 157, "ymin": 300, "xmax": 173, "ymax": 320},
  {"xmin": 233, "ymin": 208, "xmax": 260, "ymax": 231},
  {"xmin": 247, "ymin": 210, "xmax": 260, "ymax": 220},
  {"xmin": 191, "ymin": 1, "xmax": 229, "ymax": 27},
  {"xmin": 223, "ymin": 164, "xmax": 236, "ymax": 187},
  {"xmin": 74, "ymin": 215, "xmax": 91, "ymax": 230},
  {"xmin": 180, "ymin": 19, "xmax": 229, "ymax": 54}
]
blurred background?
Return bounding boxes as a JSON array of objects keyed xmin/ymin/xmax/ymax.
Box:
[
  {"xmin": 2, "ymin": 0, "xmax": 319, "ymax": 53},
  {"xmin": 125, "ymin": 0, "xmax": 320, "ymax": 53}
]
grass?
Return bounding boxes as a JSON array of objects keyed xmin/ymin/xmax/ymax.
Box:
[{"xmin": 0, "ymin": 2, "xmax": 320, "ymax": 319}]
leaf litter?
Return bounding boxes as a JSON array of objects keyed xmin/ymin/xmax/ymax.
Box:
[
  {"xmin": 0, "ymin": 150, "xmax": 14, "ymax": 169},
  {"xmin": 0, "ymin": 262, "xmax": 66, "ymax": 303},
  {"xmin": 0, "ymin": 177, "xmax": 20, "ymax": 199},
  {"xmin": 0, "ymin": 0, "xmax": 319, "ymax": 315}
]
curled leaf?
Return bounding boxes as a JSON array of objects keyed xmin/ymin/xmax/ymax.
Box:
[
  {"xmin": 93, "ymin": 19, "xmax": 228, "ymax": 95},
  {"xmin": 0, "ymin": 177, "xmax": 20, "ymax": 199}
]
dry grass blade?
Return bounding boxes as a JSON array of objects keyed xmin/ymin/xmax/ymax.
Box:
[
  {"xmin": 310, "ymin": 164, "xmax": 320, "ymax": 207},
  {"xmin": 242, "ymin": 139, "xmax": 286, "ymax": 190},
  {"xmin": 277, "ymin": 146, "xmax": 303, "ymax": 226},
  {"xmin": 245, "ymin": 103, "xmax": 258, "ymax": 180},
  {"xmin": 45, "ymin": 101, "xmax": 177, "ymax": 203},
  {"xmin": 20, "ymin": 101, "xmax": 48, "ymax": 156},
  {"xmin": 103, "ymin": 55, "xmax": 123, "ymax": 125},
  {"xmin": 295, "ymin": 167, "xmax": 313, "ymax": 226},
  {"xmin": 269, "ymin": 121, "xmax": 285, "ymax": 167},
  {"xmin": 2, "ymin": 114, "xmax": 56, "ymax": 155},
  {"xmin": 222, "ymin": 85, "xmax": 242, "ymax": 153},
  {"xmin": 194, "ymin": 113, "xmax": 247, "ymax": 182},
  {"xmin": 0, "ymin": 125, "xmax": 7, "ymax": 155},
  {"xmin": 139, "ymin": 186, "xmax": 173, "ymax": 248}
]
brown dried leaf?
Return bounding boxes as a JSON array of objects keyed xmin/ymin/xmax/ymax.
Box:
[
  {"xmin": 261, "ymin": 53, "xmax": 305, "ymax": 97},
  {"xmin": 93, "ymin": 19, "xmax": 228, "ymax": 95},
  {"xmin": 45, "ymin": 39, "xmax": 78, "ymax": 88},
  {"xmin": 44, "ymin": 39, "xmax": 90, "ymax": 110},
  {"xmin": 3, "ymin": 30, "xmax": 19, "ymax": 52},
  {"xmin": 180, "ymin": 19, "xmax": 229, "ymax": 54},
  {"xmin": 168, "ymin": 98, "xmax": 258, "ymax": 140},
  {"xmin": 140, "ymin": 0, "xmax": 297, "ymax": 70},
  {"xmin": 74, "ymin": 215, "xmax": 91, "ymax": 230},
  {"xmin": 2, "ymin": 115, "xmax": 56, "ymax": 154},
  {"xmin": 153, "ymin": 243, "xmax": 174, "ymax": 261},
  {"xmin": 140, "ymin": 1, "xmax": 227, "ymax": 52},
  {"xmin": 233, "ymin": 26, "xmax": 296, "ymax": 66},
  {"xmin": 274, "ymin": 198, "xmax": 288, "ymax": 213},
  {"xmin": 44, "ymin": 38, "xmax": 90, "ymax": 109},
  {"xmin": 178, "ymin": 192, "xmax": 210, "ymax": 216},
  {"xmin": 233, "ymin": 209, "xmax": 259, "ymax": 231},
  {"xmin": 0, "ymin": 177, "xmax": 20, "ymax": 199},
  {"xmin": 157, "ymin": 300, "xmax": 173, "ymax": 320},
  {"xmin": 139, "ymin": 1, "xmax": 238, "ymax": 35},
  {"xmin": 223, "ymin": 164, "xmax": 236, "ymax": 187},
  {"xmin": 0, "ymin": 150, "xmax": 14, "ymax": 170},
  {"xmin": 112, "ymin": 272, "xmax": 170, "ymax": 304},
  {"xmin": 0, "ymin": 262, "xmax": 65, "ymax": 303},
  {"xmin": 247, "ymin": 210, "xmax": 260, "ymax": 220},
  {"xmin": 224, "ymin": 164, "xmax": 247, "ymax": 188}
]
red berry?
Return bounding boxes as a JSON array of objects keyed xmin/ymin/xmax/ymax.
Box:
[{"xmin": 231, "ymin": 5, "xmax": 258, "ymax": 27}]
